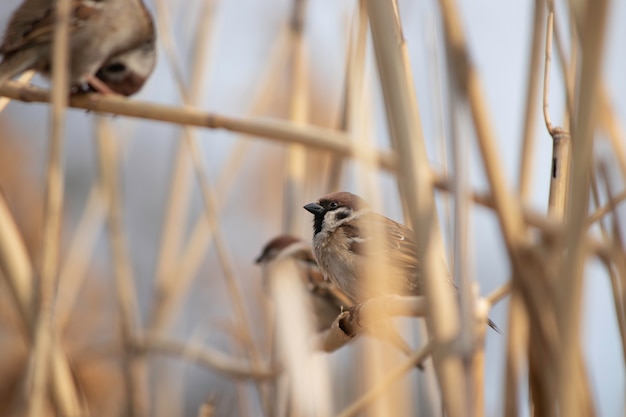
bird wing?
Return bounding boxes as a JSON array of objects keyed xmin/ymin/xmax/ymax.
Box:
[
  {"xmin": 0, "ymin": 0, "xmax": 96, "ymax": 55},
  {"xmin": 347, "ymin": 212, "xmax": 420, "ymax": 284}
]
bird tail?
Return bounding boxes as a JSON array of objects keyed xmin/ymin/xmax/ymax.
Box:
[{"xmin": 0, "ymin": 50, "xmax": 38, "ymax": 86}]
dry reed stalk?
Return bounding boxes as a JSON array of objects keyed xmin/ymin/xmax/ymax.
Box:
[
  {"xmin": 27, "ymin": 0, "xmax": 76, "ymax": 414},
  {"xmin": 366, "ymin": 1, "xmax": 467, "ymax": 416},
  {"xmin": 95, "ymin": 117, "xmax": 147, "ymax": 417},
  {"xmin": 0, "ymin": 71, "xmax": 34, "ymax": 113},
  {"xmin": 597, "ymin": 163, "xmax": 626, "ymax": 364},
  {"xmin": 503, "ymin": 290, "xmax": 528, "ymax": 417},
  {"xmin": 151, "ymin": 0, "xmax": 271, "ymax": 413},
  {"xmin": 0, "ymin": 82, "xmax": 397, "ymax": 171},
  {"xmin": 149, "ymin": 26, "xmax": 289, "ymax": 334},
  {"xmin": 131, "ymin": 336, "xmax": 277, "ymax": 380},
  {"xmin": 0, "ymin": 194, "xmax": 81, "ymax": 417},
  {"xmin": 56, "ymin": 185, "xmax": 106, "ymax": 330},
  {"xmin": 152, "ymin": 141, "xmax": 252, "ymax": 331},
  {"xmin": 148, "ymin": 9, "xmax": 217, "ymax": 415},
  {"xmin": 439, "ymin": 0, "xmax": 527, "ymax": 251},
  {"xmin": 598, "ymin": 85, "xmax": 626, "ymax": 180},
  {"xmin": 150, "ymin": 0, "xmax": 216, "ymax": 336},
  {"xmin": 0, "ymin": 193, "xmax": 35, "ymax": 325},
  {"xmin": 543, "ymin": 12, "xmax": 571, "ymax": 219},
  {"xmin": 518, "ymin": 0, "xmax": 546, "ymax": 201},
  {"xmin": 449, "ymin": 66, "xmax": 479, "ymax": 417},
  {"xmin": 283, "ymin": 0, "xmax": 309, "ymax": 235},
  {"xmin": 557, "ymin": 1, "xmax": 609, "ymax": 416},
  {"xmin": 322, "ymin": 5, "xmax": 357, "ymax": 194},
  {"xmin": 546, "ymin": 0, "xmax": 576, "ymax": 124},
  {"xmin": 336, "ymin": 341, "xmax": 434, "ymax": 417}
]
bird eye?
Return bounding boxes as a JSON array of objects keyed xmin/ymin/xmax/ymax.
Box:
[
  {"xmin": 105, "ymin": 63, "xmax": 127, "ymax": 73},
  {"xmin": 328, "ymin": 201, "xmax": 338, "ymax": 209}
]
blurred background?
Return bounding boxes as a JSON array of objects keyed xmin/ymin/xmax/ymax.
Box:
[{"xmin": 0, "ymin": 0, "xmax": 625, "ymax": 416}]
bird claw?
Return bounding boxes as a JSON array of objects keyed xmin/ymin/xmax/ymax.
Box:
[{"xmin": 348, "ymin": 303, "xmax": 363, "ymax": 327}]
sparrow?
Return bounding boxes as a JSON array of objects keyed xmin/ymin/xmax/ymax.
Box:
[
  {"xmin": 304, "ymin": 191, "xmax": 500, "ymax": 332},
  {"xmin": 304, "ymin": 191, "xmax": 422, "ymax": 304},
  {"xmin": 0, "ymin": 0, "xmax": 155, "ymax": 93},
  {"xmin": 255, "ymin": 235, "xmax": 351, "ymax": 332},
  {"xmin": 87, "ymin": 34, "xmax": 156, "ymax": 96}
]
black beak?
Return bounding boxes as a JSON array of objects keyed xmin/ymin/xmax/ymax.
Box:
[{"xmin": 304, "ymin": 203, "xmax": 324, "ymax": 215}]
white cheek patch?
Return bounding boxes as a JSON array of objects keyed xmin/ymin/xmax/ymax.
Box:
[{"xmin": 324, "ymin": 208, "xmax": 352, "ymax": 229}]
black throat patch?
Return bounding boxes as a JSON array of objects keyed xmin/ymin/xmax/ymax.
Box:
[{"xmin": 313, "ymin": 212, "xmax": 325, "ymax": 235}]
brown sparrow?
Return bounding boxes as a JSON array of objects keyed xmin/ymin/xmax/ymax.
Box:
[
  {"xmin": 0, "ymin": 0, "xmax": 155, "ymax": 93},
  {"xmin": 256, "ymin": 235, "xmax": 351, "ymax": 332},
  {"xmin": 304, "ymin": 191, "xmax": 500, "ymax": 332},
  {"xmin": 87, "ymin": 35, "xmax": 156, "ymax": 96},
  {"xmin": 304, "ymin": 191, "xmax": 422, "ymax": 304}
]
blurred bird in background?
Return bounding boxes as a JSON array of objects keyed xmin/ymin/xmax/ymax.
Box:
[
  {"xmin": 0, "ymin": 0, "xmax": 155, "ymax": 94},
  {"xmin": 255, "ymin": 235, "xmax": 351, "ymax": 333}
]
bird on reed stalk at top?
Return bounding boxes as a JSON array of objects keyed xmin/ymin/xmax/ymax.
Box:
[{"xmin": 0, "ymin": 0, "xmax": 155, "ymax": 94}]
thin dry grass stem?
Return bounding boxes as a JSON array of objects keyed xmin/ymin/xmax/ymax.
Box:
[
  {"xmin": 545, "ymin": 0, "xmax": 576, "ymax": 124},
  {"xmin": 543, "ymin": 11, "xmax": 572, "ymax": 218},
  {"xmin": 503, "ymin": 289, "xmax": 528, "ymax": 417},
  {"xmin": 150, "ymin": 0, "xmax": 216, "ymax": 334},
  {"xmin": 0, "ymin": 195, "xmax": 81, "ymax": 417},
  {"xmin": 0, "ymin": 192, "xmax": 35, "ymax": 326},
  {"xmin": 152, "ymin": 1, "xmax": 269, "ymax": 413},
  {"xmin": 366, "ymin": 1, "xmax": 466, "ymax": 415},
  {"xmin": 0, "ymin": 70, "xmax": 34, "ymax": 113},
  {"xmin": 518, "ymin": 0, "xmax": 546, "ymax": 201},
  {"xmin": 186, "ymin": 149, "xmax": 273, "ymax": 413},
  {"xmin": 602, "ymin": 254, "xmax": 626, "ymax": 365},
  {"xmin": 597, "ymin": 163, "xmax": 626, "ymax": 361},
  {"xmin": 0, "ymin": 82, "xmax": 397, "ymax": 170},
  {"xmin": 283, "ymin": 0, "xmax": 309, "ymax": 235},
  {"xmin": 150, "ymin": 35, "xmax": 290, "ymax": 334},
  {"xmin": 485, "ymin": 281, "xmax": 512, "ymax": 307},
  {"xmin": 470, "ymin": 323, "xmax": 486, "ymax": 417},
  {"xmin": 557, "ymin": 1, "xmax": 609, "ymax": 416},
  {"xmin": 150, "ymin": 145, "xmax": 193, "ymax": 326},
  {"xmin": 542, "ymin": 11, "xmax": 556, "ymax": 134},
  {"xmin": 56, "ymin": 185, "xmax": 106, "ymax": 330},
  {"xmin": 131, "ymin": 336, "xmax": 277, "ymax": 380},
  {"xmin": 185, "ymin": 92, "xmax": 268, "ymax": 417},
  {"xmin": 423, "ymin": 16, "xmax": 451, "ymax": 263},
  {"xmin": 153, "ymin": 142, "xmax": 251, "ymax": 332},
  {"xmin": 438, "ymin": 0, "xmax": 529, "ymax": 314},
  {"xmin": 598, "ymin": 85, "xmax": 626, "ymax": 180},
  {"xmin": 586, "ymin": 189, "xmax": 626, "ymax": 228},
  {"xmin": 95, "ymin": 117, "xmax": 147, "ymax": 417},
  {"xmin": 27, "ymin": 0, "xmax": 75, "ymax": 414},
  {"xmin": 450, "ymin": 79, "xmax": 478, "ymax": 414},
  {"xmin": 323, "ymin": 10, "xmax": 356, "ymax": 194},
  {"xmin": 349, "ymin": 4, "xmax": 414, "ymax": 415},
  {"xmin": 335, "ymin": 341, "xmax": 434, "ymax": 417}
]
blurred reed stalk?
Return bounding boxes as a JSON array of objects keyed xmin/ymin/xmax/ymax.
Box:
[{"xmin": 27, "ymin": 0, "xmax": 79, "ymax": 415}]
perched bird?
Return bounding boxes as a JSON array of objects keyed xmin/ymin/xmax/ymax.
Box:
[
  {"xmin": 0, "ymin": 0, "xmax": 155, "ymax": 93},
  {"xmin": 304, "ymin": 191, "xmax": 422, "ymax": 304},
  {"xmin": 255, "ymin": 235, "xmax": 351, "ymax": 332},
  {"xmin": 257, "ymin": 234, "xmax": 434, "ymax": 368},
  {"xmin": 88, "ymin": 35, "xmax": 156, "ymax": 96},
  {"xmin": 304, "ymin": 191, "xmax": 500, "ymax": 332}
]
